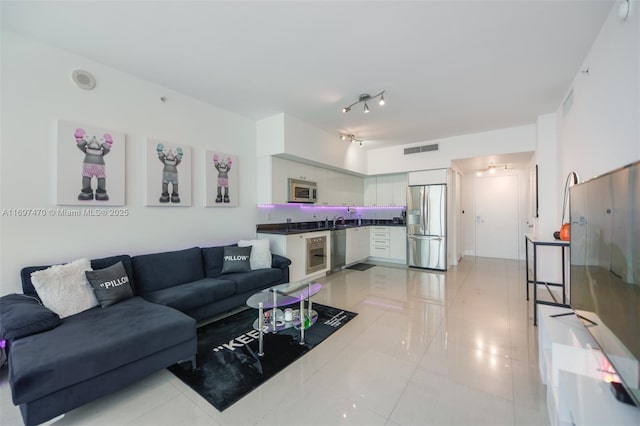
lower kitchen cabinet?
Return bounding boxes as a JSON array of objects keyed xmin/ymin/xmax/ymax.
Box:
[
  {"xmin": 389, "ymin": 226, "xmax": 407, "ymax": 262},
  {"xmin": 345, "ymin": 226, "xmax": 370, "ymax": 265},
  {"xmin": 369, "ymin": 226, "xmax": 406, "ymax": 264}
]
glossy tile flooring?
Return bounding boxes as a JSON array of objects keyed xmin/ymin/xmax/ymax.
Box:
[{"xmin": 0, "ymin": 257, "xmax": 550, "ymax": 425}]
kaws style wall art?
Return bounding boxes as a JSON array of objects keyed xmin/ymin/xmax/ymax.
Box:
[
  {"xmin": 145, "ymin": 139, "xmax": 192, "ymax": 206},
  {"xmin": 56, "ymin": 120, "xmax": 126, "ymax": 206},
  {"xmin": 205, "ymin": 151, "xmax": 238, "ymax": 207}
]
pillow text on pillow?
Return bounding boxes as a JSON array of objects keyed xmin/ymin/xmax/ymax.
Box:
[
  {"xmin": 221, "ymin": 246, "xmax": 252, "ymax": 274},
  {"xmin": 30, "ymin": 258, "xmax": 99, "ymax": 318},
  {"xmin": 85, "ymin": 261, "xmax": 134, "ymax": 308},
  {"xmin": 237, "ymin": 239, "xmax": 272, "ymax": 270}
]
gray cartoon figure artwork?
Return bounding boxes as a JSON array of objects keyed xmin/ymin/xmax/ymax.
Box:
[
  {"xmin": 157, "ymin": 143, "xmax": 183, "ymax": 203},
  {"xmin": 75, "ymin": 128, "xmax": 112, "ymax": 201},
  {"xmin": 213, "ymin": 154, "xmax": 232, "ymax": 203}
]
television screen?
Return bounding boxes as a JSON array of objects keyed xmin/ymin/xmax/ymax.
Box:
[{"xmin": 570, "ymin": 161, "xmax": 640, "ymax": 405}]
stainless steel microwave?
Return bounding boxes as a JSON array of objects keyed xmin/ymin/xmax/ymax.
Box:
[{"xmin": 288, "ymin": 178, "xmax": 317, "ymax": 203}]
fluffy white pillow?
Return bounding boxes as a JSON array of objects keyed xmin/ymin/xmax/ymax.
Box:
[
  {"xmin": 237, "ymin": 239, "xmax": 272, "ymax": 270},
  {"xmin": 30, "ymin": 258, "xmax": 99, "ymax": 318}
]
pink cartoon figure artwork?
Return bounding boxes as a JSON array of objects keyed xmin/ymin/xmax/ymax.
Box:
[
  {"xmin": 75, "ymin": 128, "xmax": 112, "ymax": 201},
  {"xmin": 156, "ymin": 143, "xmax": 183, "ymax": 203},
  {"xmin": 213, "ymin": 154, "xmax": 232, "ymax": 203}
]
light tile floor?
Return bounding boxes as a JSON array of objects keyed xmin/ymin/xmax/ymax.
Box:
[{"xmin": 0, "ymin": 257, "xmax": 550, "ymax": 425}]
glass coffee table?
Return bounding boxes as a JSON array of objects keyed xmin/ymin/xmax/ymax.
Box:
[{"xmin": 246, "ymin": 281, "xmax": 322, "ymax": 356}]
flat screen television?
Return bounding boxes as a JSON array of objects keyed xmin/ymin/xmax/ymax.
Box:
[{"xmin": 570, "ymin": 160, "xmax": 640, "ymax": 405}]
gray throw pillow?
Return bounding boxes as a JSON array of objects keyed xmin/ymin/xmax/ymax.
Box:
[
  {"xmin": 0, "ymin": 294, "xmax": 61, "ymax": 340},
  {"xmin": 85, "ymin": 261, "xmax": 134, "ymax": 308},
  {"xmin": 221, "ymin": 246, "xmax": 252, "ymax": 274}
]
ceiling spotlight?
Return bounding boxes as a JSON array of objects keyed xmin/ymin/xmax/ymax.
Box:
[
  {"xmin": 339, "ymin": 133, "xmax": 364, "ymax": 146},
  {"xmin": 342, "ymin": 90, "xmax": 386, "ymax": 114}
]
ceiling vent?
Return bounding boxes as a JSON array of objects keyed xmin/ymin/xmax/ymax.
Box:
[{"xmin": 404, "ymin": 143, "xmax": 439, "ymax": 155}]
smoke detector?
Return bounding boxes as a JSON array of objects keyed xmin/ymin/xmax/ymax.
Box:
[{"xmin": 71, "ymin": 69, "xmax": 96, "ymax": 90}]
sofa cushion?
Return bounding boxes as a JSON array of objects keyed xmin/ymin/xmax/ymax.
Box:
[
  {"xmin": 0, "ymin": 294, "xmax": 61, "ymax": 340},
  {"xmin": 132, "ymin": 247, "xmax": 204, "ymax": 295},
  {"xmin": 201, "ymin": 245, "xmax": 225, "ymax": 278},
  {"xmin": 30, "ymin": 258, "xmax": 99, "ymax": 318},
  {"xmin": 85, "ymin": 261, "xmax": 134, "ymax": 308},
  {"xmin": 21, "ymin": 255, "xmax": 134, "ymax": 299},
  {"xmin": 8, "ymin": 296, "xmax": 195, "ymax": 405},
  {"xmin": 221, "ymin": 246, "xmax": 252, "ymax": 274},
  {"xmin": 222, "ymin": 268, "xmax": 283, "ymax": 294},
  {"xmin": 143, "ymin": 278, "xmax": 236, "ymax": 312}
]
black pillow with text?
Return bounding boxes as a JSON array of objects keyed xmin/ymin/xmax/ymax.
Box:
[
  {"xmin": 221, "ymin": 246, "xmax": 252, "ymax": 274},
  {"xmin": 85, "ymin": 261, "xmax": 134, "ymax": 308}
]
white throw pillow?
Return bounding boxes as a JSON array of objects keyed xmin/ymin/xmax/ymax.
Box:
[
  {"xmin": 30, "ymin": 258, "xmax": 99, "ymax": 318},
  {"xmin": 237, "ymin": 239, "xmax": 272, "ymax": 270}
]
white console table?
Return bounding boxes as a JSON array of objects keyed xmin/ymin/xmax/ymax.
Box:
[{"xmin": 538, "ymin": 305, "xmax": 640, "ymax": 426}]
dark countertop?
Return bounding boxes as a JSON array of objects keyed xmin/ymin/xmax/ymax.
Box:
[{"xmin": 256, "ymin": 220, "xmax": 406, "ymax": 235}]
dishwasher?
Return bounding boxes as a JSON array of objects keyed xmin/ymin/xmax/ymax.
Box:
[{"xmin": 329, "ymin": 229, "xmax": 346, "ymax": 273}]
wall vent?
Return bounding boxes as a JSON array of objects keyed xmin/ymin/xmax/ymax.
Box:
[{"xmin": 404, "ymin": 143, "xmax": 439, "ymax": 155}]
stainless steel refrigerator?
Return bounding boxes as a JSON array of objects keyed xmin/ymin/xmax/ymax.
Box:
[{"xmin": 407, "ymin": 184, "xmax": 447, "ymax": 270}]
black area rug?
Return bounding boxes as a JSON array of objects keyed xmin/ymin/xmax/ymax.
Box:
[
  {"xmin": 168, "ymin": 303, "xmax": 357, "ymax": 411},
  {"xmin": 346, "ymin": 263, "xmax": 376, "ymax": 271}
]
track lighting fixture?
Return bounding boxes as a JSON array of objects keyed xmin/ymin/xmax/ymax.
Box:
[
  {"xmin": 339, "ymin": 133, "xmax": 364, "ymax": 147},
  {"xmin": 342, "ymin": 91, "xmax": 386, "ymax": 114}
]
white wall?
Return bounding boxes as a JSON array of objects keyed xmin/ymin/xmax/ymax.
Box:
[
  {"xmin": 558, "ymin": 0, "xmax": 639, "ymax": 182},
  {"xmin": 0, "ymin": 31, "xmax": 258, "ymax": 295},
  {"xmin": 257, "ymin": 113, "xmax": 367, "ymax": 175},
  {"xmin": 367, "ymin": 124, "xmax": 537, "ymax": 175},
  {"xmin": 534, "ymin": 0, "xmax": 639, "ymax": 284}
]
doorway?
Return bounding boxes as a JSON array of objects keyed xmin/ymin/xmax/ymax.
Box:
[{"xmin": 474, "ymin": 175, "xmax": 519, "ymax": 259}]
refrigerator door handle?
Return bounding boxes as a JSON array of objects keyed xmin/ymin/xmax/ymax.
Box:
[{"xmin": 408, "ymin": 235, "xmax": 443, "ymax": 241}]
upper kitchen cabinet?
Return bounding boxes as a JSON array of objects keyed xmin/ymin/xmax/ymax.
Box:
[
  {"xmin": 392, "ymin": 174, "xmax": 408, "ymax": 206},
  {"xmin": 257, "ymin": 156, "xmax": 362, "ymax": 206},
  {"xmin": 322, "ymin": 169, "xmax": 363, "ymax": 206},
  {"xmin": 363, "ymin": 173, "xmax": 407, "ymax": 207}
]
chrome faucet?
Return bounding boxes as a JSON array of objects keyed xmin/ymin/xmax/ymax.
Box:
[{"xmin": 333, "ymin": 216, "xmax": 345, "ymax": 228}]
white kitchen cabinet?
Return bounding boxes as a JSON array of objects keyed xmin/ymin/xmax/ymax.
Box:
[
  {"xmin": 344, "ymin": 174, "xmax": 364, "ymax": 206},
  {"xmin": 346, "ymin": 226, "xmax": 370, "ymax": 265},
  {"xmin": 389, "ymin": 226, "xmax": 407, "ymax": 262},
  {"xmin": 370, "ymin": 226, "xmax": 391, "ymax": 259},
  {"xmin": 375, "ymin": 175, "xmax": 393, "ymax": 206},
  {"xmin": 364, "ymin": 177, "xmax": 377, "ymax": 206},
  {"xmin": 288, "ymin": 162, "xmax": 319, "ymax": 183},
  {"xmin": 392, "ymin": 174, "xmax": 408, "ymax": 206},
  {"xmin": 271, "ymin": 156, "xmax": 289, "ymax": 204},
  {"xmin": 363, "ymin": 174, "xmax": 407, "ymax": 207},
  {"xmin": 370, "ymin": 226, "xmax": 406, "ymax": 264}
]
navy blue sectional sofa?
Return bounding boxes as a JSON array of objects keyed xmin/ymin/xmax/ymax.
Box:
[{"xmin": 4, "ymin": 245, "xmax": 291, "ymax": 426}]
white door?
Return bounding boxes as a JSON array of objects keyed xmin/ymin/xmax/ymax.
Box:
[{"xmin": 474, "ymin": 175, "xmax": 519, "ymax": 259}]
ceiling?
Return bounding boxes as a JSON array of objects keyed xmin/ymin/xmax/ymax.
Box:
[{"xmin": 1, "ymin": 1, "xmax": 614, "ymax": 153}]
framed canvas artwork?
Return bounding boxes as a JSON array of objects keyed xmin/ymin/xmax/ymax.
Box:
[
  {"xmin": 56, "ymin": 120, "xmax": 125, "ymax": 206},
  {"xmin": 145, "ymin": 139, "xmax": 192, "ymax": 206},
  {"xmin": 205, "ymin": 151, "xmax": 238, "ymax": 207}
]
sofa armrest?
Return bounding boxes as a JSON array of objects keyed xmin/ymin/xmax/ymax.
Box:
[{"xmin": 271, "ymin": 254, "xmax": 291, "ymax": 269}]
